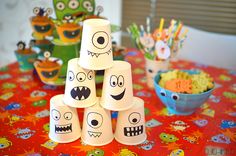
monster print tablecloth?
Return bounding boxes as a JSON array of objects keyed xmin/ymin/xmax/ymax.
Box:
[{"xmin": 0, "ymin": 49, "xmax": 236, "ymax": 156}]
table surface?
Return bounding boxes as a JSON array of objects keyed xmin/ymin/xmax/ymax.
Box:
[{"xmin": 0, "ymin": 49, "xmax": 236, "ymax": 156}]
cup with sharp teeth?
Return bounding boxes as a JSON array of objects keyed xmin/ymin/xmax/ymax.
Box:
[
  {"xmin": 49, "ymin": 94, "xmax": 81, "ymax": 143},
  {"xmin": 63, "ymin": 58, "xmax": 97, "ymax": 108}
]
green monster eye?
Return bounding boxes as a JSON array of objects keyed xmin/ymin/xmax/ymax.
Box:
[
  {"xmin": 68, "ymin": 0, "xmax": 79, "ymax": 9},
  {"xmin": 56, "ymin": 2, "xmax": 65, "ymax": 11}
]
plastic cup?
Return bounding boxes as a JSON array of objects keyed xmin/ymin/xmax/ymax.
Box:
[
  {"xmin": 14, "ymin": 50, "xmax": 38, "ymax": 71},
  {"xmin": 145, "ymin": 58, "xmax": 169, "ymax": 89},
  {"xmin": 79, "ymin": 19, "xmax": 113, "ymax": 70},
  {"xmin": 170, "ymin": 39, "xmax": 180, "ymax": 61},
  {"xmin": 81, "ymin": 99, "xmax": 114, "ymax": 146},
  {"xmin": 100, "ymin": 60, "xmax": 134, "ymax": 111},
  {"xmin": 114, "ymin": 97, "xmax": 147, "ymax": 145},
  {"xmin": 63, "ymin": 58, "xmax": 97, "ymax": 108},
  {"xmin": 49, "ymin": 94, "xmax": 81, "ymax": 143}
]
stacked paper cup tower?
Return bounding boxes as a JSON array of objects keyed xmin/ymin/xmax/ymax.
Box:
[{"xmin": 49, "ymin": 19, "xmax": 147, "ymax": 146}]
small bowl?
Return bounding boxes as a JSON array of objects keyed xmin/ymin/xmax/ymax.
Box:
[{"xmin": 154, "ymin": 70, "xmax": 214, "ymax": 115}]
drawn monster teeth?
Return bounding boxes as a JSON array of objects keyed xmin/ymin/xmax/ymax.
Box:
[
  {"xmin": 88, "ymin": 131, "xmax": 102, "ymax": 138},
  {"xmin": 87, "ymin": 49, "xmax": 112, "ymax": 58}
]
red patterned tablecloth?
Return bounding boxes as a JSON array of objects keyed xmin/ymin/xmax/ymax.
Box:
[{"xmin": 0, "ymin": 49, "xmax": 236, "ymax": 156}]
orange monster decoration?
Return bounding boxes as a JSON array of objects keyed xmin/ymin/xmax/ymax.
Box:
[
  {"xmin": 56, "ymin": 21, "xmax": 82, "ymax": 43},
  {"xmin": 30, "ymin": 7, "xmax": 54, "ymax": 39},
  {"xmin": 34, "ymin": 51, "xmax": 62, "ymax": 83}
]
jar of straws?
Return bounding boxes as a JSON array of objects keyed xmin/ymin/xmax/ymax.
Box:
[{"xmin": 127, "ymin": 18, "xmax": 188, "ymax": 88}]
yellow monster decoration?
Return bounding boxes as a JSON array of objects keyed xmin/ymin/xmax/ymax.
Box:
[
  {"xmin": 0, "ymin": 137, "xmax": 12, "ymax": 149},
  {"xmin": 170, "ymin": 149, "xmax": 184, "ymax": 156},
  {"xmin": 119, "ymin": 149, "xmax": 138, "ymax": 156}
]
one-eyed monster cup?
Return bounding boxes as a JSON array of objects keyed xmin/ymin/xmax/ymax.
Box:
[
  {"xmin": 79, "ymin": 19, "xmax": 113, "ymax": 70},
  {"xmin": 81, "ymin": 99, "xmax": 114, "ymax": 146}
]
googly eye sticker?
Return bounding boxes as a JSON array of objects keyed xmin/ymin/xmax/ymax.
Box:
[
  {"xmin": 171, "ymin": 93, "xmax": 180, "ymax": 101},
  {"xmin": 44, "ymin": 51, "xmax": 51, "ymax": 58},
  {"xmin": 46, "ymin": 8, "xmax": 53, "ymax": 15},
  {"xmin": 68, "ymin": 0, "xmax": 79, "ymax": 9},
  {"xmin": 160, "ymin": 89, "xmax": 166, "ymax": 97},
  {"xmin": 56, "ymin": 1, "xmax": 65, "ymax": 11},
  {"xmin": 33, "ymin": 7, "xmax": 40, "ymax": 15}
]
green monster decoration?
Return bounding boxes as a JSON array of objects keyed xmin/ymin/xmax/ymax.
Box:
[
  {"xmin": 52, "ymin": 0, "xmax": 95, "ymax": 20},
  {"xmin": 159, "ymin": 132, "xmax": 179, "ymax": 144},
  {"xmin": 51, "ymin": 0, "xmax": 96, "ymax": 77},
  {"xmin": 32, "ymin": 99, "xmax": 47, "ymax": 107},
  {"xmin": 223, "ymin": 91, "xmax": 236, "ymax": 99},
  {"xmin": 86, "ymin": 148, "xmax": 104, "ymax": 156}
]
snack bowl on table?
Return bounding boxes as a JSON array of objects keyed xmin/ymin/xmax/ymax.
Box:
[{"xmin": 154, "ymin": 70, "xmax": 214, "ymax": 115}]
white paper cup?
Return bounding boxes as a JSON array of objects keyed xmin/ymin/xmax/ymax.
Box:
[
  {"xmin": 79, "ymin": 19, "xmax": 113, "ymax": 70},
  {"xmin": 100, "ymin": 60, "xmax": 134, "ymax": 111},
  {"xmin": 114, "ymin": 96, "xmax": 147, "ymax": 145},
  {"xmin": 145, "ymin": 58, "xmax": 169, "ymax": 89},
  {"xmin": 81, "ymin": 99, "xmax": 114, "ymax": 146},
  {"xmin": 63, "ymin": 58, "xmax": 97, "ymax": 108},
  {"xmin": 49, "ymin": 94, "xmax": 81, "ymax": 143}
]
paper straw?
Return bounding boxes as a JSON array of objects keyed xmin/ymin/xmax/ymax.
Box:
[
  {"xmin": 174, "ymin": 22, "xmax": 182, "ymax": 40},
  {"xmin": 180, "ymin": 28, "xmax": 188, "ymax": 39},
  {"xmin": 140, "ymin": 25, "xmax": 145, "ymax": 36},
  {"xmin": 159, "ymin": 18, "xmax": 165, "ymax": 33},
  {"xmin": 146, "ymin": 17, "xmax": 151, "ymax": 34}
]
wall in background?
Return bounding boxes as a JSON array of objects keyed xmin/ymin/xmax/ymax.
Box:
[{"xmin": 0, "ymin": 0, "xmax": 122, "ymax": 67}]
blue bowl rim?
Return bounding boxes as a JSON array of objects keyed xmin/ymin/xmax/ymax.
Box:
[{"xmin": 154, "ymin": 69, "xmax": 215, "ymax": 96}]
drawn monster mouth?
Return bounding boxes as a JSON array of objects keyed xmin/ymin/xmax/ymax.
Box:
[
  {"xmin": 72, "ymin": 12, "xmax": 86, "ymax": 18},
  {"xmin": 34, "ymin": 24, "xmax": 51, "ymax": 33},
  {"xmin": 87, "ymin": 48, "xmax": 112, "ymax": 58},
  {"xmin": 63, "ymin": 29, "xmax": 80, "ymax": 39},
  {"xmin": 124, "ymin": 125, "xmax": 143, "ymax": 137},
  {"xmin": 110, "ymin": 88, "xmax": 126, "ymax": 100},
  {"xmin": 55, "ymin": 123, "xmax": 72, "ymax": 134},
  {"xmin": 88, "ymin": 131, "xmax": 102, "ymax": 138},
  {"xmin": 41, "ymin": 70, "xmax": 59, "ymax": 78},
  {"xmin": 70, "ymin": 86, "xmax": 91, "ymax": 100}
]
